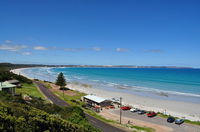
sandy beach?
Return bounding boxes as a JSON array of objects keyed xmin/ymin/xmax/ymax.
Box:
[
  {"xmin": 11, "ymin": 68, "xmax": 34, "ymax": 79},
  {"xmin": 68, "ymin": 83, "xmax": 200, "ymax": 121},
  {"xmin": 11, "ymin": 68, "xmax": 200, "ymax": 121}
]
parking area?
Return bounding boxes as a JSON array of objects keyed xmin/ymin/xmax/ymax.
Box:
[{"xmin": 109, "ymin": 109, "xmax": 200, "ymax": 132}]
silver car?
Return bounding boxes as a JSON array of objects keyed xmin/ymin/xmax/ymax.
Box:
[{"xmin": 175, "ymin": 119, "xmax": 184, "ymax": 125}]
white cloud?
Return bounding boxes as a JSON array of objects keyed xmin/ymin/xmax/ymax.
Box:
[
  {"xmin": 5, "ymin": 40, "xmax": 12, "ymax": 43},
  {"xmin": 116, "ymin": 48, "xmax": 129, "ymax": 52},
  {"xmin": 64, "ymin": 48, "xmax": 84, "ymax": 52},
  {"xmin": 21, "ymin": 52, "xmax": 31, "ymax": 55},
  {"xmin": 0, "ymin": 44, "xmax": 27, "ymax": 51},
  {"xmin": 33, "ymin": 46, "xmax": 48, "ymax": 50},
  {"xmin": 93, "ymin": 47, "xmax": 102, "ymax": 51},
  {"xmin": 145, "ymin": 49, "xmax": 164, "ymax": 53}
]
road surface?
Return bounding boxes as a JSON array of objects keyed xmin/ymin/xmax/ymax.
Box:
[{"xmin": 34, "ymin": 81, "xmax": 125, "ymax": 132}]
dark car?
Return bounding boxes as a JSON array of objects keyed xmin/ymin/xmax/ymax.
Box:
[
  {"xmin": 175, "ymin": 119, "xmax": 184, "ymax": 125},
  {"xmin": 138, "ymin": 110, "xmax": 146, "ymax": 115},
  {"xmin": 146, "ymin": 111, "xmax": 157, "ymax": 117},
  {"xmin": 167, "ymin": 117, "xmax": 175, "ymax": 123}
]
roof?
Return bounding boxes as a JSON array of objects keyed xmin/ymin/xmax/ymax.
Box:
[
  {"xmin": 84, "ymin": 95, "xmax": 106, "ymax": 103},
  {"xmin": 6, "ymin": 80, "xmax": 19, "ymax": 84},
  {"xmin": 0, "ymin": 82, "xmax": 16, "ymax": 90}
]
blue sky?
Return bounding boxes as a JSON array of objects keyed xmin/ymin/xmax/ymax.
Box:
[{"xmin": 0, "ymin": 0, "xmax": 200, "ymax": 67}]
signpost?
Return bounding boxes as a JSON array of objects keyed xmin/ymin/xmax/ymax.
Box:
[{"xmin": 120, "ymin": 97, "xmax": 122, "ymax": 124}]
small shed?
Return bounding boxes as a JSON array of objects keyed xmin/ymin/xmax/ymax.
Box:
[
  {"xmin": 83, "ymin": 95, "xmax": 112, "ymax": 107},
  {"xmin": 0, "ymin": 82, "xmax": 16, "ymax": 95}
]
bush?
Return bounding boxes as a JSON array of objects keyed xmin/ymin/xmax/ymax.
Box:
[
  {"xmin": 59, "ymin": 87, "xmax": 70, "ymax": 91},
  {"xmin": 0, "ymin": 92, "xmax": 100, "ymax": 132},
  {"xmin": 70, "ymin": 99, "xmax": 80, "ymax": 105},
  {"xmin": 0, "ymin": 71, "xmax": 32, "ymax": 84}
]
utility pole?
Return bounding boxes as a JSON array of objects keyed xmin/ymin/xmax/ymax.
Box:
[{"xmin": 120, "ymin": 97, "xmax": 122, "ymax": 124}]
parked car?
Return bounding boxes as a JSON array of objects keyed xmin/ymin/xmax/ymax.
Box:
[
  {"xmin": 138, "ymin": 110, "xmax": 146, "ymax": 115},
  {"xmin": 108, "ymin": 105, "xmax": 115, "ymax": 109},
  {"xmin": 175, "ymin": 119, "xmax": 184, "ymax": 125},
  {"xmin": 167, "ymin": 117, "xmax": 175, "ymax": 123},
  {"xmin": 130, "ymin": 108, "xmax": 139, "ymax": 112},
  {"xmin": 146, "ymin": 111, "xmax": 157, "ymax": 117},
  {"xmin": 121, "ymin": 106, "xmax": 131, "ymax": 110}
]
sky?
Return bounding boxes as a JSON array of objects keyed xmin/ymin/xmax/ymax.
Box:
[{"xmin": 0, "ymin": 0, "xmax": 200, "ymax": 67}]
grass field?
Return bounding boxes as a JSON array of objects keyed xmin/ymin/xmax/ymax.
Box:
[
  {"xmin": 53, "ymin": 90, "xmax": 86, "ymax": 106},
  {"xmin": 16, "ymin": 83, "xmax": 45, "ymax": 99}
]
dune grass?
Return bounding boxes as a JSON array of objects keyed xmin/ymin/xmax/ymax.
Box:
[{"xmin": 129, "ymin": 125, "xmax": 155, "ymax": 132}]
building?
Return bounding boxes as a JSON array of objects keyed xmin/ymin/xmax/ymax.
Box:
[
  {"xmin": 0, "ymin": 82, "xmax": 16, "ymax": 95},
  {"xmin": 83, "ymin": 95, "xmax": 112, "ymax": 107},
  {"xmin": 6, "ymin": 79, "xmax": 21, "ymax": 88}
]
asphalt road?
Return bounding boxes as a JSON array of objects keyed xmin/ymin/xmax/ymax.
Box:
[
  {"xmin": 34, "ymin": 81, "xmax": 125, "ymax": 132},
  {"xmin": 110, "ymin": 109, "xmax": 200, "ymax": 132}
]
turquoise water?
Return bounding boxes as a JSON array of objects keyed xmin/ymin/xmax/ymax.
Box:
[{"xmin": 22, "ymin": 67, "xmax": 200, "ymax": 103}]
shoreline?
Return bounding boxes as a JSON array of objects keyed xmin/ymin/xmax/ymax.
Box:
[
  {"xmin": 11, "ymin": 68, "xmax": 34, "ymax": 80},
  {"xmin": 11, "ymin": 67, "xmax": 200, "ymax": 121}
]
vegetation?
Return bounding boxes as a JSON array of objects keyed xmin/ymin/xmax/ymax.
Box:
[
  {"xmin": 129, "ymin": 125, "xmax": 155, "ymax": 132},
  {"xmin": 56, "ymin": 72, "xmax": 67, "ymax": 97},
  {"xmin": 0, "ymin": 92, "xmax": 100, "ymax": 132},
  {"xmin": 0, "ymin": 65, "xmax": 100, "ymax": 132},
  {"xmin": 0, "ymin": 70, "xmax": 32, "ymax": 84},
  {"xmin": 16, "ymin": 83, "xmax": 45, "ymax": 99},
  {"xmin": 53, "ymin": 90, "xmax": 86, "ymax": 106},
  {"xmin": 56, "ymin": 72, "xmax": 67, "ymax": 88},
  {"xmin": 0, "ymin": 63, "xmax": 48, "ymax": 71}
]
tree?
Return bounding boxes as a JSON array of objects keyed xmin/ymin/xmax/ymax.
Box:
[{"xmin": 55, "ymin": 72, "xmax": 66, "ymax": 97}]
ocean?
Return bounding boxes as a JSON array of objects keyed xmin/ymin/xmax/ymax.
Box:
[{"xmin": 21, "ymin": 67, "xmax": 200, "ymax": 103}]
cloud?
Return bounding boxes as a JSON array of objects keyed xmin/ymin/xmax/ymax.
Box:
[
  {"xmin": 21, "ymin": 52, "xmax": 31, "ymax": 55},
  {"xmin": 64, "ymin": 48, "xmax": 85, "ymax": 52},
  {"xmin": 0, "ymin": 44, "xmax": 27, "ymax": 51},
  {"xmin": 33, "ymin": 46, "xmax": 48, "ymax": 50},
  {"xmin": 116, "ymin": 48, "xmax": 129, "ymax": 52},
  {"xmin": 5, "ymin": 40, "xmax": 12, "ymax": 43},
  {"xmin": 93, "ymin": 47, "xmax": 102, "ymax": 51},
  {"xmin": 145, "ymin": 49, "xmax": 164, "ymax": 53}
]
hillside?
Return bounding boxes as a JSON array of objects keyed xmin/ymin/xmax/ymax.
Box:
[
  {"xmin": 0, "ymin": 67, "xmax": 100, "ymax": 132},
  {"xmin": 0, "ymin": 92, "xmax": 100, "ymax": 132}
]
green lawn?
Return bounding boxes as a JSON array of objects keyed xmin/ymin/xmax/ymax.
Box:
[
  {"xmin": 16, "ymin": 83, "xmax": 45, "ymax": 99},
  {"xmin": 53, "ymin": 90, "xmax": 86, "ymax": 106}
]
